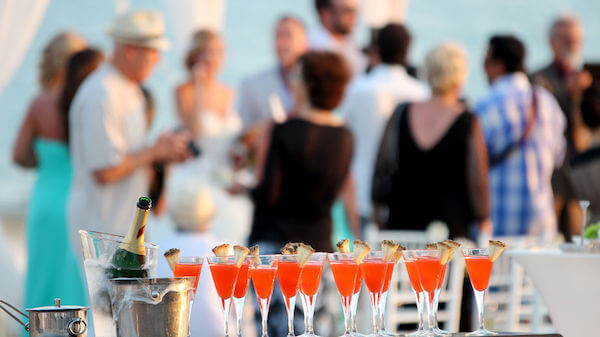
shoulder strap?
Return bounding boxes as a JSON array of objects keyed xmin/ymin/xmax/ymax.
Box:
[{"xmin": 489, "ymin": 86, "xmax": 538, "ymax": 167}]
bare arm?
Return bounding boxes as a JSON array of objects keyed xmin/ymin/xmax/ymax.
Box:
[
  {"xmin": 467, "ymin": 117, "xmax": 491, "ymax": 229},
  {"xmin": 339, "ymin": 173, "xmax": 362, "ymax": 239},
  {"xmin": 175, "ymin": 84, "xmax": 199, "ymax": 136},
  {"xmin": 12, "ymin": 103, "xmax": 38, "ymax": 168}
]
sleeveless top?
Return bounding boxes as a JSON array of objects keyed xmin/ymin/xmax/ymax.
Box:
[{"xmin": 387, "ymin": 104, "xmax": 475, "ymax": 239}]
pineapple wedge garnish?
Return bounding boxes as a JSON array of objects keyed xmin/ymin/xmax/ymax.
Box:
[
  {"xmin": 437, "ymin": 242, "xmax": 452, "ymax": 265},
  {"xmin": 488, "ymin": 240, "xmax": 507, "ymax": 262},
  {"xmin": 382, "ymin": 240, "xmax": 399, "ymax": 262},
  {"xmin": 336, "ymin": 239, "xmax": 350, "ymax": 253},
  {"xmin": 163, "ymin": 248, "xmax": 180, "ymax": 272},
  {"xmin": 281, "ymin": 242, "xmax": 298, "ymax": 255},
  {"xmin": 233, "ymin": 245, "xmax": 250, "ymax": 267},
  {"xmin": 212, "ymin": 243, "xmax": 230, "ymax": 257},
  {"xmin": 392, "ymin": 245, "xmax": 406, "ymax": 263},
  {"xmin": 443, "ymin": 239, "xmax": 461, "ymax": 259},
  {"xmin": 427, "ymin": 242, "xmax": 438, "ymax": 249},
  {"xmin": 297, "ymin": 243, "xmax": 315, "ymax": 267},
  {"xmin": 353, "ymin": 240, "xmax": 370, "ymax": 264},
  {"xmin": 249, "ymin": 244, "xmax": 260, "ymax": 264}
]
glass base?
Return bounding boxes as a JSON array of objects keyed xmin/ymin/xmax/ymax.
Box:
[
  {"xmin": 350, "ymin": 332, "xmax": 367, "ymax": 337},
  {"xmin": 298, "ymin": 333, "xmax": 322, "ymax": 337},
  {"xmin": 406, "ymin": 329, "xmax": 425, "ymax": 337},
  {"xmin": 379, "ymin": 330, "xmax": 399, "ymax": 337},
  {"xmin": 466, "ymin": 329, "xmax": 496, "ymax": 336},
  {"xmin": 432, "ymin": 327, "xmax": 450, "ymax": 336}
]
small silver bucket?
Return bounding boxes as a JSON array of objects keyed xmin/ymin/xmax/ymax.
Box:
[{"xmin": 108, "ymin": 278, "xmax": 194, "ymax": 337}]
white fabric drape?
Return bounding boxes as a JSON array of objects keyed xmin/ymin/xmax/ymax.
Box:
[
  {"xmin": 0, "ymin": 0, "xmax": 49, "ymax": 91},
  {"xmin": 163, "ymin": 0, "xmax": 226, "ymax": 61},
  {"xmin": 361, "ymin": 0, "xmax": 408, "ymax": 28}
]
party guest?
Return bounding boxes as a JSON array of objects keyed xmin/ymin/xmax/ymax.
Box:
[
  {"xmin": 309, "ymin": 0, "xmax": 365, "ymax": 76},
  {"xmin": 342, "ymin": 23, "xmax": 429, "ymax": 228},
  {"xmin": 372, "ymin": 42, "xmax": 489, "ymax": 239},
  {"xmin": 475, "ymin": 35, "xmax": 566, "ymax": 238},
  {"xmin": 238, "ymin": 16, "xmax": 308, "ymax": 131},
  {"xmin": 68, "ymin": 11, "xmax": 191, "ymax": 251},
  {"xmin": 12, "ymin": 32, "xmax": 88, "ymax": 309}
]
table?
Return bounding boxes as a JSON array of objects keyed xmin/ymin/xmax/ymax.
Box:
[{"xmin": 510, "ymin": 249, "xmax": 600, "ymax": 337}]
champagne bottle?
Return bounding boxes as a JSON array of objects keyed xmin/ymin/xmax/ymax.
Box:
[{"xmin": 107, "ymin": 197, "xmax": 152, "ymax": 278}]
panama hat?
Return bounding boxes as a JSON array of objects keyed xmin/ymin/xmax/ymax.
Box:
[{"xmin": 107, "ymin": 10, "xmax": 170, "ymax": 50}]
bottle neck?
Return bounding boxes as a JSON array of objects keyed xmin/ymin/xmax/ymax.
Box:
[{"xmin": 120, "ymin": 207, "xmax": 149, "ymax": 255}]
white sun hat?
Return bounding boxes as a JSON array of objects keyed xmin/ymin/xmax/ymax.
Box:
[
  {"xmin": 169, "ymin": 182, "xmax": 215, "ymax": 232},
  {"xmin": 107, "ymin": 10, "xmax": 170, "ymax": 50}
]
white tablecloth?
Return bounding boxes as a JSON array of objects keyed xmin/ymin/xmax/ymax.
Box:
[{"xmin": 510, "ymin": 249, "xmax": 600, "ymax": 337}]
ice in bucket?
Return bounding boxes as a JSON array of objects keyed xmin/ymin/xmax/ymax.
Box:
[
  {"xmin": 79, "ymin": 230, "xmax": 158, "ymax": 337},
  {"xmin": 108, "ymin": 278, "xmax": 194, "ymax": 337}
]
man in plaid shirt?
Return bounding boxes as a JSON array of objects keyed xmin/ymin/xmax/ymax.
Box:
[{"xmin": 475, "ymin": 35, "xmax": 566, "ymax": 238}]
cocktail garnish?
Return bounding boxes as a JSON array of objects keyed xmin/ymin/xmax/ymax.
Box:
[
  {"xmin": 443, "ymin": 239, "xmax": 461, "ymax": 259},
  {"xmin": 392, "ymin": 245, "xmax": 406, "ymax": 263},
  {"xmin": 353, "ymin": 240, "xmax": 370, "ymax": 264},
  {"xmin": 297, "ymin": 243, "xmax": 315, "ymax": 267},
  {"xmin": 233, "ymin": 245, "xmax": 249, "ymax": 267},
  {"xmin": 488, "ymin": 240, "xmax": 506, "ymax": 262},
  {"xmin": 281, "ymin": 242, "xmax": 298, "ymax": 255},
  {"xmin": 249, "ymin": 244, "xmax": 260, "ymax": 264},
  {"xmin": 336, "ymin": 239, "xmax": 350, "ymax": 253},
  {"xmin": 438, "ymin": 242, "xmax": 452, "ymax": 265},
  {"xmin": 382, "ymin": 240, "xmax": 399, "ymax": 262},
  {"xmin": 163, "ymin": 248, "xmax": 180, "ymax": 272},
  {"xmin": 427, "ymin": 242, "xmax": 438, "ymax": 249},
  {"xmin": 212, "ymin": 243, "xmax": 230, "ymax": 257}
]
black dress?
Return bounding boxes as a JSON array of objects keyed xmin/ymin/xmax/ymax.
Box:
[
  {"xmin": 387, "ymin": 105, "xmax": 477, "ymax": 239},
  {"xmin": 248, "ymin": 118, "xmax": 354, "ymax": 252}
]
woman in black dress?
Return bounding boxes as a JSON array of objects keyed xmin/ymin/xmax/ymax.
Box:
[
  {"xmin": 247, "ymin": 50, "xmax": 355, "ymax": 253},
  {"xmin": 372, "ymin": 42, "xmax": 490, "ymax": 240}
]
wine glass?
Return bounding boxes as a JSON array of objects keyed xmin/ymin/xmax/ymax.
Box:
[
  {"xmin": 207, "ymin": 255, "xmax": 241, "ymax": 337},
  {"xmin": 233, "ymin": 259, "xmax": 252, "ymax": 337},
  {"xmin": 378, "ymin": 258, "xmax": 397, "ymax": 337},
  {"xmin": 359, "ymin": 251, "xmax": 388, "ymax": 337},
  {"xmin": 463, "ymin": 248, "xmax": 496, "ymax": 336},
  {"xmin": 328, "ymin": 253, "xmax": 361, "ymax": 337},
  {"xmin": 350, "ymin": 267, "xmax": 366, "ymax": 337},
  {"xmin": 277, "ymin": 254, "xmax": 303, "ymax": 337},
  {"xmin": 172, "ymin": 256, "xmax": 203, "ymax": 337},
  {"xmin": 402, "ymin": 254, "xmax": 426, "ymax": 337},
  {"xmin": 250, "ymin": 255, "xmax": 280, "ymax": 337},
  {"xmin": 298, "ymin": 252, "xmax": 327, "ymax": 337}
]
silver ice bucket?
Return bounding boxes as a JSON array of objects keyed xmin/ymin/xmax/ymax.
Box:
[{"xmin": 108, "ymin": 278, "xmax": 194, "ymax": 337}]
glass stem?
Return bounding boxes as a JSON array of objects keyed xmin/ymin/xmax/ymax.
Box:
[
  {"xmin": 414, "ymin": 290, "xmax": 425, "ymax": 331},
  {"xmin": 222, "ymin": 297, "xmax": 232, "ymax": 337},
  {"xmin": 431, "ymin": 288, "xmax": 442, "ymax": 330},
  {"xmin": 350, "ymin": 291, "xmax": 360, "ymax": 333},
  {"xmin": 300, "ymin": 293, "xmax": 317, "ymax": 335},
  {"xmin": 284, "ymin": 295, "xmax": 296, "ymax": 337},
  {"xmin": 341, "ymin": 295, "xmax": 352, "ymax": 335},
  {"xmin": 233, "ymin": 297, "xmax": 245, "ymax": 337},
  {"xmin": 423, "ymin": 291, "xmax": 434, "ymax": 332},
  {"xmin": 258, "ymin": 297, "xmax": 271, "ymax": 337},
  {"xmin": 473, "ymin": 288, "xmax": 486, "ymax": 331},
  {"xmin": 378, "ymin": 290, "xmax": 388, "ymax": 332},
  {"xmin": 367, "ymin": 291, "xmax": 380, "ymax": 333}
]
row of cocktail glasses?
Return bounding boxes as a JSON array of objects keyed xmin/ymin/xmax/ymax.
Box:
[{"xmin": 167, "ymin": 240, "xmax": 505, "ymax": 337}]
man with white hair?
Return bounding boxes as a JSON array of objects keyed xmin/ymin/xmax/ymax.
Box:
[
  {"xmin": 68, "ymin": 10, "xmax": 191, "ymax": 248},
  {"xmin": 157, "ymin": 183, "xmax": 222, "ymax": 337}
]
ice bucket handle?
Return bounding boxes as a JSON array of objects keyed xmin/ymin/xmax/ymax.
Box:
[{"xmin": 0, "ymin": 300, "xmax": 30, "ymax": 331}]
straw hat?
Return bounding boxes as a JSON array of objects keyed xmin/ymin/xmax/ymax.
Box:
[
  {"xmin": 107, "ymin": 10, "xmax": 170, "ymax": 50},
  {"xmin": 169, "ymin": 183, "xmax": 215, "ymax": 232}
]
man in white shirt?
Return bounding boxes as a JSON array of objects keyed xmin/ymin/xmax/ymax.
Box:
[
  {"xmin": 68, "ymin": 11, "xmax": 191, "ymax": 250},
  {"xmin": 341, "ymin": 24, "xmax": 429, "ymax": 226},
  {"xmin": 156, "ymin": 183, "xmax": 223, "ymax": 337},
  {"xmin": 309, "ymin": 0, "xmax": 365, "ymax": 76},
  {"xmin": 238, "ymin": 16, "xmax": 308, "ymax": 130}
]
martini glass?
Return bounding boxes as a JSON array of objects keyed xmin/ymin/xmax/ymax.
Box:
[
  {"xmin": 233, "ymin": 259, "xmax": 252, "ymax": 337},
  {"xmin": 378, "ymin": 259, "xmax": 397, "ymax": 336},
  {"xmin": 328, "ymin": 253, "xmax": 360, "ymax": 337},
  {"xmin": 412, "ymin": 249, "xmax": 445, "ymax": 337},
  {"xmin": 359, "ymin": 251, "xmax": 388, "ymax": 337},
  {"xmin": 298, "ymin": 252, "xmax": 327, "ymax": 337},
  {"xmin": 250, "ymin": 255, "xmax": 280, "ymax": 337},
  {"xmin": 208, "ymin": 255, "xmax": 241, "ymax": 337},
  {"xmin": 277, "ymin": 255, "xmax": 303, "ymax": 337},
  {"xmin": 173, "ymin": 256, "xmax": 203, "ymax": 337},
  {"xmin": 350, "ymin": 267, "xmax": 366, "ymax": 337},
  {"xmin": 463, "ymin": 248, "xmax": 496, "ymax": 336},
  {"xmin": 402, "ymin": 253, "xmax": 426, "ymax": 337}
]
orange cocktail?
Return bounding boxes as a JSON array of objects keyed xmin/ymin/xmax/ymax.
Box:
[
  {"xmin": 402, "ymin": 252, "xmax": 429, "ymax": 337},
  {"xmin": 251, "ymin": 255, "xmax": 280, "ymax": 337},
  {"xmin": 329, "ymin": 253, "xmax": 360, "ymax": 337},
  {"xmin": 277, "ymin": 256, "xmax": 303, "ymax": 337},
  {"xmin": 415, "ymin": 256, "xmax": 443, "ymax": 293},
  {"xmin": 464, "ymin": 255, "xmax": 493, "ymax": 291},
  {"xmin": 208, "ymin": 256, "xmax": 241, "ymax": 337},
  {"xmin": 298, "ymin": 252, "xmax": 326, "ymax": 337},
  {"xmin": 234, "ymin": 261, "xmax": 251, "ymax": 298},
  {"xmin": 174, "ymin": 258, "xmax": 203, "ymax": 293},
  {"xmin": 404, "ymin": 258, "xmax": 423, "ymax": 292},
  {"xmin": 359, "ymin": 251, "xmax": 388, "ymax": 336}
]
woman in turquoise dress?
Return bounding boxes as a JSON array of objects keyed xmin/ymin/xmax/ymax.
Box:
[{"xmin": 12, "ymin": 34, "xmax": 103, "ymax": 311}]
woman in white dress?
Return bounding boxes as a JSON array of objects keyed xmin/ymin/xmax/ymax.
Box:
[{"xmin": 173, "ymin": 29, "xmax": 252, "ymax": 245}]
